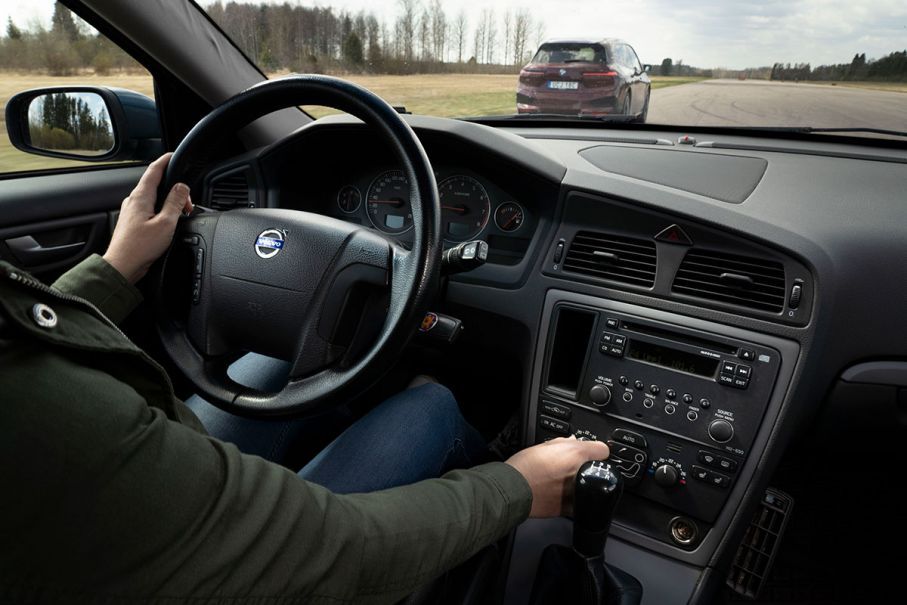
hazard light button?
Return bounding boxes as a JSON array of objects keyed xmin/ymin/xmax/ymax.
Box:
[{"xmin": 654, "ymin": 224, "xmax": 693, "ymax": 246}]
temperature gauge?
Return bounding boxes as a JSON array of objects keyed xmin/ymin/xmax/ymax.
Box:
[
  {"xmin": 494, "ymin": 201, "xmax": 524, "ymax": 232},
  {"xmin": 337, "ymin": 185, "xmax": 361, "ymax": 213}
]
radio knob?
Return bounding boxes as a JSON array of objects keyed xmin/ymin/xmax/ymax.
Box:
[
  {"xmin": 589, "ymin": 385, "xmax": 612, "ymax": 406},
  {"xmin": 708, "ymin": 419, "xmax": 735, "ymax": 443},
  {"xmin": 654, "ymin": 464, "xmax": 680, "ymax": 488}
]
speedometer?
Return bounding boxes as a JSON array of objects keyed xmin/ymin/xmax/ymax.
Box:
[
  {"xmin": 439, "ymin": 175, "xmax": 490, "ymax": 242},
  {"xmin": 366, "ymin": 170, "xmax": 412, "ymax": 234}
]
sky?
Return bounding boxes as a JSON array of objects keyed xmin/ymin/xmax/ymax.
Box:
[{"xmin": 1, "ymin": 0, "xmax": 905, "ymax": 70}]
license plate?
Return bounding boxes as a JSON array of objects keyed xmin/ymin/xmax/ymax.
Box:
[{"xmin": 547, "ymin": 81, "xmax": 579, "ymax": 90}]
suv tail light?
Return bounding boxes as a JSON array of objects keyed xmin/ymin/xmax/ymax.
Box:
[
  {"xmin": 582, "ymin": 71, "xmax": 617, "ymax": 88},
  {"xmin": 519, "ymin": 69, "xmax": 545, "ymax": 85}
]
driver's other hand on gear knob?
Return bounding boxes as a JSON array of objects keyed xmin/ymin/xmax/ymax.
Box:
[
  {"xmin": 505, "ymin": 436, "xmax": 610, "ymax": 518},
  {"xmin": 103, "ymin": 153, "xmax": 193, "ymax": 285}
]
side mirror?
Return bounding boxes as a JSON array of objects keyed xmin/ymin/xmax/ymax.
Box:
[
  {"xmin": 642, "ymin": 64, "xmax": 651, "ymax": 73},
  {"xmin": 5, "ymin": 86, "xmax": 163, "ymax": 162}
]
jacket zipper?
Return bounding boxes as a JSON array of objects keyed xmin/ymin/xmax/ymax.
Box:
[{"xmin": 4, "ymin": 268, "xmax": 178, "ymax": 396}]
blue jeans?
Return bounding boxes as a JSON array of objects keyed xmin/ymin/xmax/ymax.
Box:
[{"xmin": 185, "ymin": 354, "xmax": 488, "ymax": 494}]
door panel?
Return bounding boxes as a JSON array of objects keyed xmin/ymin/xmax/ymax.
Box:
[{"xmin": 0, "ymin": 166, "xmax": 144, "ymax": 278}]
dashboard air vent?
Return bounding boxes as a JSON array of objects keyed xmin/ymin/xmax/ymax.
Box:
[
  {"xmin": 673, "ymin": 249, "xmax": 785, "ymax": 313},
  {"xmin": 563, "ymin": 231, "xmax": 657, "ymax": 287},
  {"xmin": 208, "ymin": 169, "xmax": 254, "ymax": 210}
]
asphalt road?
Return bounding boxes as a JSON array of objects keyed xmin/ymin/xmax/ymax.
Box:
[{"xmin": 647, "ymin": 79, "xmax": 907, "ymax": 133}]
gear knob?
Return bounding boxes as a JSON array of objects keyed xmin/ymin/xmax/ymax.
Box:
[{"xmin": 572, "ymin": 460, "xmax": 623, "ymax": 557}]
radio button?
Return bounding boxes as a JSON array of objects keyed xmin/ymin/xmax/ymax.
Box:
[
  {"xmin": 699, "ymin": 398, "xmax": 711, "ymax": 409},
  {"xmin": 606, "ymin": 317, "xmax": 620, "ymax": 329},
  {"xmin": 666, "ymin": 389, "xmax": 677, "ymax": 399},
  {"xmin": 736, "ymin": 365, "xmax": 752, "ymax": 378},
  {"xmin": 718, "ymin": 374, "xmax": 735, "ymax": 386},
  {"xmin": 720, "ymin": 361, "xmax": 737, "ymax": 376},
  {"xmin": 613, "ymin": 335, "xmax": 627, "ymax": 346},
  {"xmin": 634, "ymin": 380, "xmax": 644, "ymax": 390},
  {"xmin": 664, "ymin": 403, "xmax": 676, "ymax": 415},
  {"xmin": 622, "ymin": 392, "xmax": 633, "ymax": 403},
  {"xmin": 708, "ymin": 419, "xmax": 735, "ymax": 443},
  {"xmin": 607, "ymin": 345, "xmax": 625, "ymax": 357},
  {"xmin": 686, "ymin": 410, "xmax": 698, "ymax": 421},
  {"xmin": 600, "ymin": 332, "xmax": 614, "ymax": 344},
  {"xmin": 611, "ymin": 429, "xmax": 647, "ymax": 448},
  {"xmin": 739, "ymin": 348, "xmax": 756, "ymax": 361},
  {"xmin": 643, "ymin": 397, "xmax": 654, "ymax": 408},
  {"xmin": 682, "ymin": 393, "xmax": 693, "ymax": 404},
  {"xmin": 732, "ymin": 377, "xmax": 750, "ymax": 389},
  {"xmin": 589, "ymin": 385, "xmax": 612, "ymax": 406},
  {"xmin": 649, "ymin": 384, "xmax": 660, "ymax": 395},
  {"xmin": 619, "ymin": 375, "xmax": 629, "ymax": 386}
]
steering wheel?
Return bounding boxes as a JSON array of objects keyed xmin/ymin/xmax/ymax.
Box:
[{"xmin": 155, "ymin": 75, "xmax": 441, "ymax": 417}]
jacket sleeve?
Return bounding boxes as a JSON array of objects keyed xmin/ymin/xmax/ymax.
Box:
[
  {"xmin": 0, "ymin": 342, "xmax": 532, "ymax": 603},
  {"xmin": 51, "ymin": 253, "xmax": 143, "ymax": 324}
]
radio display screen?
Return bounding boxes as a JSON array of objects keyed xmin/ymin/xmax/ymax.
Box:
[{"xmin": 627, "ymin": 340, "xmax": 719, "ymax": 378}]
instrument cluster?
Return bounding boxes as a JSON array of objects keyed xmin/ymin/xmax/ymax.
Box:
[{"xmin": 331, "ymin": 168, "xmax": 527, "ymax": 244}]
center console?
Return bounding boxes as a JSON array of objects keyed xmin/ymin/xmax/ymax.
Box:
[{"xmin": 528, "ymin": 290, "xmax": 799, "ymax": 558}]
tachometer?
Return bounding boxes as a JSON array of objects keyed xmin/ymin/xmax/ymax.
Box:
[
  {"xmin": 366, "ymin": 170, "xmax": 412, "ymax": 234},
  {"xmin": 439, "ymin": 175, "xmax": 490, "ymax": 242}
]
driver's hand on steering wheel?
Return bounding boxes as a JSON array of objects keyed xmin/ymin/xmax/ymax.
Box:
[{"xmin": 103, "ymin": 153, "xmax": 193, "ymax": 285}]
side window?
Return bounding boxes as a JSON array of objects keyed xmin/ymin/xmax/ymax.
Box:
[
  {"xmin": 626, "ymin": 46, "xmax": 643, "ymax": 72},
  {"xmin": 619, "ymin": 45, "xmax": 633, "ymax": 70},
  {"xmin": 0, "ymin": 1, "xmax": 157, "ymax": 175},
  {"xmin": 612, "ymin": 45, "xmax": 628, "ymax": 69}
]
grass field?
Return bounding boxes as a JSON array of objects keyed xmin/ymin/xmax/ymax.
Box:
[{"xmin": 0, "ymin": 71, "xmax": 701, "ymax": 173}]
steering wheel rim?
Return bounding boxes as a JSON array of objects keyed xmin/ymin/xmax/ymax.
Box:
[{"xmin": 155, "ymin": 74, "xmax": 441, "ymax": 417}]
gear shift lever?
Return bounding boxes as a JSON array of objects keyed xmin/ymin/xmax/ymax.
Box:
[
  {"xmin": 573, "ymin": 460, "xmax": 623, "ymax": 557},
  {"xmin": 529, "ymin": 460, "xmax": 642, "ymax": 605}
]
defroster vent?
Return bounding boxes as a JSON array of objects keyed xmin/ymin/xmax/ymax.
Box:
[
  {"xmin": 563, "ymin": 231, "xmax": 657, "ymax": 288},
  {"xmin": 208, "ymin": 168, "xmax": 255, "ymax": 210},
  {"xmin": 673, "ymin": 249, "xmax": 785, "ymax": 313}
]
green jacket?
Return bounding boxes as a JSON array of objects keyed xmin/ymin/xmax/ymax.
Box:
[{"xmin": 0, "ymin": 255, "xmax": 531, "ymax": 604}]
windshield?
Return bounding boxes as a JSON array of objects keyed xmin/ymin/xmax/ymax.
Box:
[{"xmin": 198, "ymin": 0, "xmax": 906, "ymax": 137}]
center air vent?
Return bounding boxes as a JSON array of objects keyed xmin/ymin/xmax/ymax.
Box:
[
  {"xmin": 208, "ymin": 168, "xmax": 255, "ymax": 210},
  {"xmin": 563, "ymin": 231, "xmax": 657, "ymax": 287},
  {"xmin": 673, "ymin": 249, "xmax": 785, "ymax": 313}
]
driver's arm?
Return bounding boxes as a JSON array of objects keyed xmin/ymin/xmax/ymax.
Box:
[
  {"xmin": 0, "ymin": 337, "xmax": 531, "ymax": 601},
  {"xmin": 51, "ymin": 153, "xmax": 192, "ymax": 325}
]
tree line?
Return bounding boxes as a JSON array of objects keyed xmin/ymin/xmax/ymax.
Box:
[
  {"xmin": 1, "ymin": 5, "xmax": 140, "ymax": 75},
  {"xmin": 770, "ymin": 51, "xmax": 907, "ymax": 82},
  {"xmin": 204, "ymin": 0, "xmax": 547, "ymax": 74},
  {"xmin": 29, "ymin": 92, "xmax": 114, "ymax": 152}
]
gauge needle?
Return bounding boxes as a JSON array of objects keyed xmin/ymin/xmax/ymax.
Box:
[
  {"xmin": 371, "ymin": 199, "xmax": 404, "ymax": 207},
  {"xmin": 442, "ymin": 204, "xmax": 467, "ymax": 214},
  {"xmin": 504, "ymin": 214, "xmax": 521, "ymax": 228}
]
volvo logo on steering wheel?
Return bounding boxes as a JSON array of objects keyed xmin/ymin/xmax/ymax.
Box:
[{"xmin": 255, "ymin": 229, "xmax": 286, "ymax": 259}]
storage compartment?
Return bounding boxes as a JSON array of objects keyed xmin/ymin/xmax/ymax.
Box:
[{"xmin": 545, "ymin": 307, "xmax": 596, "ymax": 397}]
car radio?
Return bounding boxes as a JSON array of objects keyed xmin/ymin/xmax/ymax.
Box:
[{"xmin": 534, "ymin": 303, "xmax": 781, "ymax": 548}]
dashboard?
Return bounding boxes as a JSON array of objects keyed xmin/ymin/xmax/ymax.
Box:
[{"xmin": 200, "ymin": 114, "xmax": 907, "ymax": 605}]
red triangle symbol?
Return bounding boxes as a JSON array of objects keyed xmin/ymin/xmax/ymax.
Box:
[{"xmin": 667, "ymin": 230, "xmax": 679, "ymax": 241}]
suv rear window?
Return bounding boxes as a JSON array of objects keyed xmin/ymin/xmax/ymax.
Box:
[{"xmin": 532, "ymin": 44, "xmax": 606, "ymax": 64}]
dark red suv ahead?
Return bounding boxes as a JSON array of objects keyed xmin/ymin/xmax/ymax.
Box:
[{"xmin": 517, "ymin": 38, "xmax": 651, "ymax": 121}]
